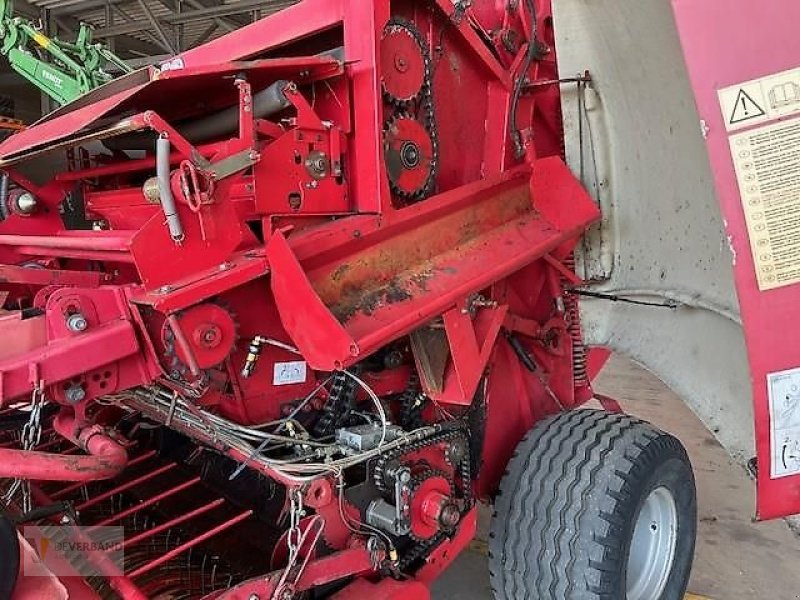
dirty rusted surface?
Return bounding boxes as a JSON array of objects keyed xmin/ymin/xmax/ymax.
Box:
[{"xmin": 316, "ymin": 183, "xmax": 532, "ymax": 323}]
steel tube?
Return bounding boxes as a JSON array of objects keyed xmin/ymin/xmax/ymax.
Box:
[
  {"xmin": 0, "ymin": 413, "xmax": 128, "ymax": 482},
  {"xmin": 50, "ymin": 449, "xmax": 154, "ymax": 499},
  {"xmin": 126, "ymin": 508, "xmax": 253, "ymax": 578},
  {"xmin": 89, "ymin": 476, "xmax": 202, "ymax": 529},
  {"xmin": 75, "ymin": 462, "xmax": 177, "ymax": 511},
  {"xmin": 122, "ymin": 498, "xmax": 226, "ymax": 549},
  {"xmin": 0, "ymin": 234, "xmax": 132, "ymax": 251}
]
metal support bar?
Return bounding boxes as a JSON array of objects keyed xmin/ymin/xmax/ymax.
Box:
[
  {"xmin": 121, "ymin": 497, "xmax": 225, "ymax": 549},
  {"xmin": 126, "ymin": 508, "xmax": 253, "ymax": 578},
  {"xmin": 75, "ymin": 462, "xmax": 177, "ymax": 511},
  {"xmin": 135, "ymin": 0, "xmax": 177, "ymax": 54},
  {"xmin": 89, "ymin": 476, "xmax": 202, "ymax": 529}
]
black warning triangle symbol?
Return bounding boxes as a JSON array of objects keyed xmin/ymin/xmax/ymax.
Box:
[{"xmin": 730, "ymin": 88, "xmax": 766, "ymax": 124}]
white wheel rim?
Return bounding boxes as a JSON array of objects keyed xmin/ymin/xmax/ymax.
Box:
[{"xmin": 626, "ymin": 486, "xmax": 678, "ymax": 600}]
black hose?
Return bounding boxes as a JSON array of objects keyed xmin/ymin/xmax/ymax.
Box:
[
  {"xmin": 0, "ymin": 172, "xmax": 8, "ymax": 221},
  {"xmin": 509, "ymin": 0, "xmax": 539, "ymax": 158}
]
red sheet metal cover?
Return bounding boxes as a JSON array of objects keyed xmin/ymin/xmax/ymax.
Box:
[
  {"xmin": 672, "ymin": 0, "xmax": 800, "ymax": 519},
  {"xmin": 0, "ymin": 85, "xmax": 147, "ymax": 161},
  {"xmin": 0, "ymin": 57, "xmax": 342, "ymax": 164}
]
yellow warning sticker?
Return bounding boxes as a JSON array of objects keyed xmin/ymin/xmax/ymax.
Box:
[
  {"xmin": 729, "ymin": 116, "xmax": 800, "ymax": 290},
  {"xmin": 719, "ymin": 66, "xmax": 800, "ymax": 131}
]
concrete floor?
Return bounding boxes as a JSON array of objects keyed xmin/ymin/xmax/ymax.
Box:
[{"xmin": 432, "ymin": 355, "xmax": 800, "ymax": 600}]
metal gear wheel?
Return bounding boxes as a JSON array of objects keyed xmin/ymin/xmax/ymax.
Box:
[
  {"xmin": 380, "ymin": 19, "xmax": 429, "ymax": 106},
  {"xmin": 383, "ymin": 114, "xmax": 435, "ymax": 200}
]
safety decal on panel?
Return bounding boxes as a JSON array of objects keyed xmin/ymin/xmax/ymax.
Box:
[
  {"xmin": 728, "ymin": 116, "xmax": 800, "ymax": 290},
  {"xmin": 719, "ymin": 66, "xmax": 800, "ymax": 131},
  {"xmin": 768, "ymin": 368, "xmax": 800, "ymax": 478}
]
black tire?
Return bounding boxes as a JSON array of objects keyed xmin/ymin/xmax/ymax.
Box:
[
  {"xmin": 0, "ymin": 511, "xmax": 19, "ymax": 600},
  {"xmin": 489, "ymin": 409, "xmax": 696, "ymax": 600}
]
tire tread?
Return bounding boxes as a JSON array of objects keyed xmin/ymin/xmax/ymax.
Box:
[{"xmin": 489, "ymin": 409, "xmax": 694, "ymax": 600}]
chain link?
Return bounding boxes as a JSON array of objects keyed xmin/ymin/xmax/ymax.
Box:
[
  {"xmin": 272, "ymin": 488, "xmax": 323, "ymax": 600},
  {"xmin": 3, "ymin": 381, "xmax": 46, "ymax": 513},
  {"xmin": 287, "ymin": 487, "xmax": 305, "ymax": 561}
]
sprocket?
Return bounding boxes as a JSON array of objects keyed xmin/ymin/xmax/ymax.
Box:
[
  {"xmin": 381, "ymin": 18, "xmax": 430, "ymax": 107},
  {"xmin": 162, "ymin": 302, "xmax": 238, "ymax": 380},
  {"xmin": 383, "ymin": 113, "xmax": 435, "ymax": 200},
  {"xmin": 408, "ymin": 467, "xmax": 457, "ymax": 541}
]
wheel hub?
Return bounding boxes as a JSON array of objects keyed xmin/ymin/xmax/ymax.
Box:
[{"xmin": 626, "ymin": 486, "xmax": 679, "ymax": 600}]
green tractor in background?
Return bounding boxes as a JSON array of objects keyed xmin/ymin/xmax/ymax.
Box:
[{"xmin": 0, "ymin": 0, "xmax": 131, "ymax": 107}]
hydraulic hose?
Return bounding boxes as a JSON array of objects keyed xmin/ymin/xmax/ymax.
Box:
[
  {"xmin": 0, "ymin": 172, "xmax": 9, "ymax": 221},
  {"xmin": 156, "ymin": 136, "xmax": 184, "ymax": 243}
]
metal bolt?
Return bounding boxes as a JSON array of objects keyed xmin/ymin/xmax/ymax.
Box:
[
  {"xmin": 65, "ymin": 384, "xmax": 86, "ymax": 404},
  {"xmin": 66, "ymin": 313, "xmax": 88, "ymax": 332},
  {"xmin": 248, "ymin": 595, "xmax": 259, "ymax": 600},
  {"xmin": 158, "ymin": 285, "xmax": 174, "ymax": 295},
  {"xmin": 14, "ymin": 192, "xmax": 38, "ymax": 215}
]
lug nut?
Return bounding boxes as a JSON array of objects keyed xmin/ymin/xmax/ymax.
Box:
[{"xmin": 66, "ymin": 313, "xmax": 88, "ymax": 332}]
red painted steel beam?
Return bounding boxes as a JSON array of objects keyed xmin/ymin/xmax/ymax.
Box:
[
  {"xmin": 331, "ymin": 579, "xmax": 431, "ymax": 600},
  {"xmin": 221, "ymin": 548, "xmax": 380, "ymax": 598},
  {"xmin": 0, "ymin": 319, "xmax": 140, "ymax": 406},
  {"xmin": 13, "ymin": 247, "xmax": 135, "ymax": 263},
  {"xmin": 0, "ymin": 233, "xmax": 133, "ymax": 251},
  {"xmin": 0, "ymin": 264, "xmax": 109, "ymax": 287}
]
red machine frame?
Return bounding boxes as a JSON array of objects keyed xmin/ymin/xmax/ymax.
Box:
[{"xmin": 0, "ymin": 0, "xmax": 602, "ymax": 598}]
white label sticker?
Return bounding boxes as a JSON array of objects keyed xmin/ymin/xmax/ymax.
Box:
[
  {"xmin": 273, "ymin": 361, "xmax": 307, "ymax": 386},
  {"xmin": 159, "ymin": 57, "xmax": 185, "ymax": 72},
  {"xmin": 728, "ymin": 116, "xmax": 800, "ymax": 290},
  {"xmin": 719, "ymin": 66, "xmax": 800, "ymax": 131},
  {"xmin": 768, "ymin": 368, "xmax": 800, "ymax": 478}
]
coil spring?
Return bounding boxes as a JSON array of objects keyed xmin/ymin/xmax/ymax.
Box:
[{"xmin": 562, "ymin": 255, "xmax": 589, "ymax": 386}]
